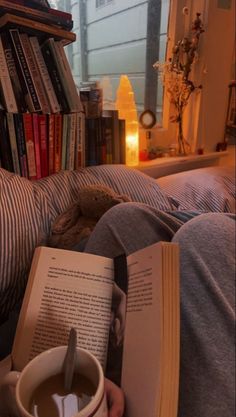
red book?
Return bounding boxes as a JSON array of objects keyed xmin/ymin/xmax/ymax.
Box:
[
  {"xmin": 23, "ymin": 113, "xmax": 37, "ymax": 180},
  {"xmin": 38, "ymin": 114, "xmax": 48, "ymax": 178}
]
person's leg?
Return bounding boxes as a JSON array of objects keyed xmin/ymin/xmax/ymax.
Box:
[
  {"xmin": 173, "ymin": 213, "xmax": 235, "ymax": 417},
  {"xmin": 85, "ymin": 202, "xmax": 184, "ymax": 257}
]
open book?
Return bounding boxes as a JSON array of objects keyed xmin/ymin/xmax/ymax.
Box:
[{"xmin": 11, "ymin": 242, "xmax": 180, "ymax": 417}]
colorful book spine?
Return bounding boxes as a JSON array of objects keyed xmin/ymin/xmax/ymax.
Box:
[
  {"xmin": 38, "ymin": 114, "xmax": 48, "ymax": 178},
  {"xmin": 29, "ymin": 36, "xmax": 61, "ymax": 114},
  {"xmin": 61, "ymin": 113, "xmax": 68, "ymax": 171},
  {"xmin": 19, "ymin": 32, "xmax": 50, "ymax": 114},
  {"xmin": 23, "ymin": 113, "xmax": 37, "ymax": 180},
  {"xmin": 75, "ymin": 112, "xmax": 85, "ymax": 169},
  {"xmin": 0, "ymin": 35, "xmax": 18, "ymax": 112},
  {"xmin": 54, "ymin": 113, "xmax": 62, "ymax": 173},
  {"xmin": 32, "ymin": 113, "xmax": 41, "ymax": 179},
  {"xmin": 48, "ymin": 113, "xmax": 55, "ymax": 176},
  {"xmin": 13, "ymin": 113, "xmax": 28, "ymax": 178},
  {"xmin": 9, "ymin": 28, "xmax": 41, "ymax": 112},
  {"xmin": 6, "ymin": 112, "xmax": 21, "ymax": 175},
  {"xmin": 66, "ymin": 112, "xmax": 76, "ymax": 170}
]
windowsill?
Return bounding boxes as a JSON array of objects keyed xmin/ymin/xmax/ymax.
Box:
[{"xmin": 134, "ymin": 151, "xmax": 229, "ymax": 178}]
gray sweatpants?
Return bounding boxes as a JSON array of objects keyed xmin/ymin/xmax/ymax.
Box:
[{"xmin": 85, "ymin": 202, "xmax": 235, "ymax": 417}]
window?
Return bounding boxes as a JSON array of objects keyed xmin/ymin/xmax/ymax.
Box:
[{"xmin": 48, "ymin": 0, "xmax": 170, "ymax": 123}]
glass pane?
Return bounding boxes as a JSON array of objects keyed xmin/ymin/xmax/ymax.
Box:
[{"xmin": 48, "ymin": 0, "xmax": 170, "ymax": 123}]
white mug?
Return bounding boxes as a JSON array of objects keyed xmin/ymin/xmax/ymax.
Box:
[{"xmin": 0, "ymin": 346, "xmax": 108, "ymax": 417}]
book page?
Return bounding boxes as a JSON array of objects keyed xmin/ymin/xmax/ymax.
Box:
[
  {"xmin": 121, "ymin": 242, "xmax": 164, "ymax": 417},
  {"xmin": 12, "ymin": 247, "xmax": 113, "ymax": 371}
]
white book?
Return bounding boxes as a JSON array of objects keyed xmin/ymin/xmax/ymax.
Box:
[
  {"xmin": 29, "ymin": 36, "xmax": 61, "ymax": 114},
  {"xmin": 19, "ymin": 33, "xmax": 50, "ymax": 114},
  {"xmin": 0, "ymin": 36, "xmax": 18, "ymax": 112},
  {"xmin": 46, "ymin": 38, "xmax": 82, "ymax": 112},
  {"xmin": 11, "ymin": 242, "xmax": 180, "ymax": 417}
]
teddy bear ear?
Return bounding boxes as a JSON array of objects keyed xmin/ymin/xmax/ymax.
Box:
[{"xmin": 51, "ymin": 202, "xmax": 82, "ymax": 234}]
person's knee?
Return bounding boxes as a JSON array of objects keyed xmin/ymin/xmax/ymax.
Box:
[{"xmin": 173, "ymin": 212, "xmax": 235, "ymax": 250}]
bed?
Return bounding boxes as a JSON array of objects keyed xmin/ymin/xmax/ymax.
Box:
[{"xmin": 0, "ymin": 163, "xmax": 235, "ymax": 326}]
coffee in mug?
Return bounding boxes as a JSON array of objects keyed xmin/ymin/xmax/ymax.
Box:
[
  {"xmin": 28, "ymin": 372, "xmax": 96, "ymax": 417},
  {"xmin": 0, "ymin": 346, "xmax": 108, "ymax": 417}
]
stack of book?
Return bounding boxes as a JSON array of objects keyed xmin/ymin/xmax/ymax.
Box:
[{"xmin": 0, "ymin": 1, "xmax": 126, "ymax": 179}]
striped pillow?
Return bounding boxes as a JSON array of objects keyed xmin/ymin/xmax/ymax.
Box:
[
  {"xmin": 156, "ymin": 166, "xmax": 235, "ymax": 213},
  {"xmin": 34, "ymin": 165, "xmax": 174, "ymax": 216},
  {"xmin": 0, "ymin": 169, "xmax": 53, "ymax": 324}
]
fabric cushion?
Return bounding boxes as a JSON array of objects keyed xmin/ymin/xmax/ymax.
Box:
[
  {"xmin": 34, "ymin": 164, "xmax": 174, "ymax": 216},
  {"xmin": 156, "ymin": 166, "xmax": 235, "ymax": 213},
  {"xmin": 0, "ymin": 169, "xmax": 52, "ymax": 324},
  {"xmin": 0, "ymin": 165, "xmax": 173, "ymax": 322}
]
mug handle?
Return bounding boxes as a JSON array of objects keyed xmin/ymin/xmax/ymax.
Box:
[{"xmin": 0, "ymin": 371, "xmax": 21, "ymax": 417}]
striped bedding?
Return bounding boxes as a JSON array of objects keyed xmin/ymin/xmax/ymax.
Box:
[
  {"xmin": 1, "ymin": 164, "xmax": 235, "ymax": 323},
  {"xmin": 0, "ymin": 165, "xmax": 173, "ymax": 323},
  {"xmin": 156, "ymin": 166, "xmax": 235, "ymax": 213}
]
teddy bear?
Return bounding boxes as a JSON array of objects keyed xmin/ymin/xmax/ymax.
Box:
[{"xmin": 48, "ymin": 184, "xmax": 131, "ymax": 250}]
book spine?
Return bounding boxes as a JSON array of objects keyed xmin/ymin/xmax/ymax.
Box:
[
  {"xmin": 53, "ymin": 40, "xmax": 82, "ymax": 112},
  {"xmin": 61, "ymin": 113, "xmax": 68, "ymax": 171},
  {"xmin": 38, "ymin": 114, "xmax": 48, "ymax": 178},
  {"xmin": 0, "ymin": 111, "xmax": 14, "ymax": 172},
  {"xmin": 13, "ymin": 113, "xmax": 29, "ymax": 178},
  {"xmin": 32, "ymin": 113, "xmax": 41, "ymax": 179},
  {"xmin": 101, "ymin": 116, "xmax": 113, "ymax": 164},
  {"xmin": 54, "ymin": 113, "xmax": 62, "ymax": 173},
  {"xmin": 0, "ymin": 32, "xmax": 28, "ymax": 112},
  {"xmin": 19, "ymin": 32, "xmax": 50, "ymax": 114},
  {"xmin": 9, "ymin": 28, "xmax": 41, "ymax": 112},
  {"xmin": 29, "ymin": 36, "xmax": 61, "ymax": 113},
  {"xmin": 85, "ymin": 118, "xmax": 100, "ymax": 166},
  {"xmin": 0, "ymin": 35, "xmax": 18, "ymax": 112},
  {"xmin": 0, "ymin": 0, "xmax": 73, "ymax": 30},
  {"xmin": 74, "ymin": 112, "xmax": 85, "ymax": 169},
  {"xmin": 48, "ymin": 113, "xmax": 55, "ymax": 176},
  {"xmin": 41, "ymin": 40, "xmax": 70, "ymax": 113},
  {"xmin": 23, "ymin": 113, "xmax": 37, "ymax": 180},
  {"xmin": 119, "ymin": 119, "xmax": 126, "ymax": 165},
  {"xmin": 66, "ymin": 112, "xmax": 76, "ymax": 170},
  {"xmin": 6, "ymin": 112, "xmax": 21, "ymax": 175},
  {"xmin": 111, "ymin": 110, "xmax": 120, "ymax": 164}
]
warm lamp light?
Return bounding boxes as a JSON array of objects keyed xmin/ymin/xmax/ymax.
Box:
[{"xmin": 115, "ymin": 75, "xmax": 139, "ymax": 166}]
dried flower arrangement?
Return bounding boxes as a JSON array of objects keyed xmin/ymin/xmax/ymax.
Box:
[{"xmin": 154, "ymin": 13, "xmax": 204, "ymax": 155}]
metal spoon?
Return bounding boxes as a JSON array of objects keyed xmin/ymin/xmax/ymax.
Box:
[{"xmin": 63, "ymin": 327, "xmax": 77, "ymax": 393}]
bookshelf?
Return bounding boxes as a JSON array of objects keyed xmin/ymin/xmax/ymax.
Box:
[{"xmin": 0, "ymin": 2, "xmax": 127, "ymax": 179}]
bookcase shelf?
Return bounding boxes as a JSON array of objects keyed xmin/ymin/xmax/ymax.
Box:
[{"xmin": 0, "ymin": 13, "xmax": 76, "ymax": 45}]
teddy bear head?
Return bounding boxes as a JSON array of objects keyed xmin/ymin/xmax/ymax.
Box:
[{"xmin": 77, "ymin": 184, "xmax": 131, "ymax": 219}]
